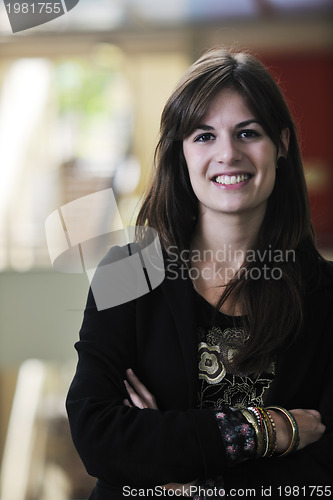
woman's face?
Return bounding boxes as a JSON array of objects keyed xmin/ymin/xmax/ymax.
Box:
[{"xmin": 183, "ymin": 88, "xmax": 289, "ymax": 221}]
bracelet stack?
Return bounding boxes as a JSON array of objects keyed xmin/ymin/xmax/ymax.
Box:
[
  {"xmin": 240, "ymin": 405, "xmax": 299, "ymax": 459},
  {"xmin": 265, "ymin": 405, "xmax": 300, "ymax": 457}
]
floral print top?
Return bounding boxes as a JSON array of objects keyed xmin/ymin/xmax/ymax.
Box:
[
  {"xmin": 195, "ymin": 291, "xmax": 275, "ymax": 410},
  {"xmin": 192, "ymin": 291, "xmax": 274, "ymax": 498}
]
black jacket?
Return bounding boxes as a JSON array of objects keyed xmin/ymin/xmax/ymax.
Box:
[{"xmin": 66, "ymin": 251, "xmax": 333, "ymax": 499}]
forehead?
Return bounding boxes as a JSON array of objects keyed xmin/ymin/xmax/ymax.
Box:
[{"xmin": 203, "ymin": 88, "xmax": 255, "ymax": 123}]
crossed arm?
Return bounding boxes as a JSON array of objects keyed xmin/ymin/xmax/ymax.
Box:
[{"xmin": 123, "ymin": 368, "xmax": 326, "ymax": 496}]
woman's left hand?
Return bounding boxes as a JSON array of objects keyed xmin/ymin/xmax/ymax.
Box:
[{"xmin": 123, "ymin": 368, "xmax": 158, "ymax": 409}]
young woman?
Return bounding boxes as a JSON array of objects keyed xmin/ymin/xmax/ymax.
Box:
[{"xmin": 66, "ymin": 47, "xmax": 333, "ymax": 499}]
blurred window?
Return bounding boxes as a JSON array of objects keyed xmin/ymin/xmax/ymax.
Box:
[{"xmin": 0, "ymin": 45, "xmax": 133, "ymax": 271}]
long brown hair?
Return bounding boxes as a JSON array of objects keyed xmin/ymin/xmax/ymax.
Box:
[{"xmin": 136, "ymin": 46, "xmax": 323, "ymax": 373}]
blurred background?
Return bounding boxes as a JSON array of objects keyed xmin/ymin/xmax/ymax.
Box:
[{"xmin": 0, "ymin": 0, "xmax": 332, "ymax": 498}]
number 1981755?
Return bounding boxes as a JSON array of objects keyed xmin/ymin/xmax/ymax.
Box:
[
  {"xmin": 6, "ymin": 3, "xmax": 62, "ymax": 14},
  {"xmin": 277, "ymin": 486, "xmax": 331, "ymax": 497}
]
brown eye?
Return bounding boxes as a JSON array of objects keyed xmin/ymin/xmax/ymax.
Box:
[
  {"xmin": 238, "ymin": 129, "xmax": 260, "ymax": 139},
  {"xmin": 194, "ymin": 133, "xmax": 215, "ymax": 143}
]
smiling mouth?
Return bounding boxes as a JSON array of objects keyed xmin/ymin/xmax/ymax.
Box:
[{"xmin": 213, "ymin": 174, "xmax": 251, "ymax": 186}]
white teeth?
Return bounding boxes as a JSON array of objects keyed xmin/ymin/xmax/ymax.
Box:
[{"xmin": 215, "ymin": 174, "xmax": 250, "ymax": 185}]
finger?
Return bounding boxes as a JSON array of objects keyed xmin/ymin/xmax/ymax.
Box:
[
  {"xmin": 126, "ymin": 369, "xmax": 152, "ymax": 399},
  {"xmin": 126, "ymin": 369, "xmax": 158, "ymax": 409},
  {"xmin": 124, "ymin": 380, "xmax": 146, "ymax": 409},
  {"xmin": 123, "ymin": 398, "xmax": 132, "ymax": 407}
]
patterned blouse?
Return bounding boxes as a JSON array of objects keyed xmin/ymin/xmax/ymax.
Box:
[
  {"xmin": 192, "ymin": 290, "xmax": 275, "ymax": 499},
  {"xmin": 195, "ymin": 290, "xmax": 275, "ymax": 410}
]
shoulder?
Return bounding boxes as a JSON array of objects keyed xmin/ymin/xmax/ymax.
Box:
[
  {"xmin": 323, "ymin": 259, "xmax": 333, "ymax": 277},
  {"xmin": 309, "ymin": 258, "xmax": 333, "ymax": 293},
  {"xmin": 297, "ymin": 250, "xmax": 333, "ymax": 293},
  {"xmin": 300, "ymin": 258, "xmax": 333, "ymax": 328}
]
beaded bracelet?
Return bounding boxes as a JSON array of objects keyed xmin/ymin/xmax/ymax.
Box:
[
  {"xmin": 252, "ymin": 407, "xmax": 269, "ymax": 457},
  {"xmin": 258, "ymin": 407, "xmax": 276, "ymax": 457},
  {"xmin": 265, "ymin": 409, "xmax": 277, "ymax": 457},
  {"xmin": 246, "ymin": 407, "xmax": 269, "ymax": 457},
  {"xmin": 265, "ymin": 405, "xmax": 300, "ymax": 457},
  {"xmin": 248, "ymin": 407, "xmax": 269, "ymax": 456}
]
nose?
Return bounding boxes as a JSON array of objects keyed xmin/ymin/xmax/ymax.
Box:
[{"xmin": 215, "ymin": 134, "xmax": 242, "ymax": 164}]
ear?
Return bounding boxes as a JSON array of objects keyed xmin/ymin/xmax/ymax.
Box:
[{"xmin": 278, "ymin": 128, "xmax": 290, "ymax": 157}]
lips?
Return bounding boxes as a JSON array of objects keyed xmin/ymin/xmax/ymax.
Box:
[{"xmin": 213, "ymin": 173, "xmax": 252, "ymax": 186}]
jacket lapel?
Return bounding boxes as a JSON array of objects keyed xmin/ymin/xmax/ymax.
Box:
[{"xmin": 160, "ymin": 259, "xmax": 198, "ymax": 406}]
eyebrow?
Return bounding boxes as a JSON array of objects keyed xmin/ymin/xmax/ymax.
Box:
[
  {"xmin": 235, "ymin": 119, "xmax": 261, "ymax": 129},
  {"xmin": 195, "ymin": 124, "xmax": 214, "ymax": 131},
  {"xmin": 195, "ymin": 119, "xmax": 261, "ymax": 131}
]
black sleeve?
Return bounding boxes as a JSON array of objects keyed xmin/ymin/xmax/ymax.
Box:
[{"xmin": 66, "ymin": 288, "xmax": 228, "ymax": 488}]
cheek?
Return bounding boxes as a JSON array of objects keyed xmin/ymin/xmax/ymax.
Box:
[
  {"xmin": 182, "ymin": 149, "xmax": 197, "ymax": 191},
  {"xmin": 182, "ymin": 142, "xmax": 191, "ymax": 165},
  {"xmin": 184, "ymin": 160, "xmax": 207, "ymax": 201},
  {"xmin": 260, "ymin": 153, "xmax": 277, "ymax": 194},
  {"xmin": 183, "ymin": 149, "xmax": 201, "ymax": 180},
  {"xmin": 187, "ymin": 171, "xmax": 202, "ymax": 198},
  {"xmin": 259, "ymin": 145, "xmax": 277, "ymax": 177}
]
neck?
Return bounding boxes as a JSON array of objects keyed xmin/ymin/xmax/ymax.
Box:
[{"xmin": 191, "ymin": 209, "xmax": 265, "ymax": 267}]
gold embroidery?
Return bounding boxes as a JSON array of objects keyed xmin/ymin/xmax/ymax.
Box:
[
  {"xmin": 198, "ymin": 342, "xmax": 226, "ymax": 384},
  {"xmin": 197, "ymin": 326, "xmax": 275, "ymax": 409}
]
